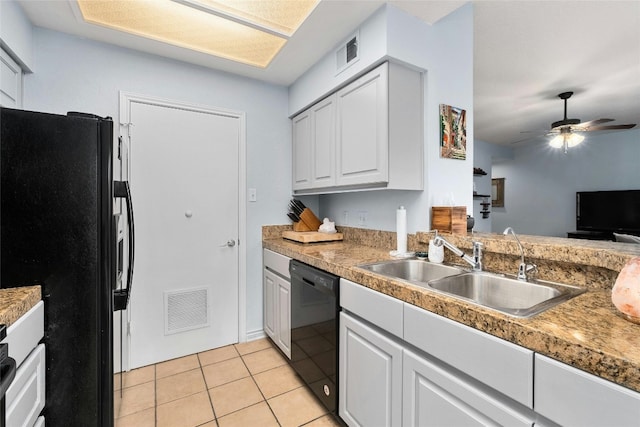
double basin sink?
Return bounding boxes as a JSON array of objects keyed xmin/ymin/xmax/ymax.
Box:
[{"xmin": 359, "ymin": 259, "xmax": 585, "ymax": 318}]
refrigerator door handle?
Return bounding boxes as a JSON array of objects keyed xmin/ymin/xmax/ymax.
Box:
[{"xmin": 113, "ymin": 181, "xmax": 135, "ymax": 311}]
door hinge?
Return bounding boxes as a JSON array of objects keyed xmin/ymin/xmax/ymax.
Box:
[
  {"xmin": 120, "ymin": 122, "xmax": 134, "ymax": 139},
  {"xmin": 127, "ymin": 321, "xmax": 131, "ymax": 336}
]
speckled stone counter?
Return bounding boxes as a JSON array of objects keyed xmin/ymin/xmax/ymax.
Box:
[
  {"xmin": 263, "ymin": 226, "xmax": 640, "ymax": 393},
  {"xmin": 0, "ymin": 285, "xmax": 41, "ymax": 327}
]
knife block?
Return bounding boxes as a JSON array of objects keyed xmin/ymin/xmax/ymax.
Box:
[
  {"xmin": 293, "ymin": 221, "xmax": 314, "ymax": 231},
  {"xmin": 292, "ymin": 208, "xmax": 322, "ymax": 232}
]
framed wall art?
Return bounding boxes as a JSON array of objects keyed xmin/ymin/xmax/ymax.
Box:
[
  {"xmin": 439, "ymin": 104, "xmax": 467, "ymax": 160},
  {"xmin": 492, "ymin": 178, "xmax": 505, "ymax": 207}
]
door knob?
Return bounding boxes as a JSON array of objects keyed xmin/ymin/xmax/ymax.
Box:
[
  {"xmin": 185, "ymin": 210, "xmax": 193, "ymax": 218},
  {"xmin": 220, "ymin": 239, "xmax": 236, "ymax": 247}
]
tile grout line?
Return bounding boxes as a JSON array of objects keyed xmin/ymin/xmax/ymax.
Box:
[
  {"xmin": 198, "ymin": 352, "xmax": 219, "ymax": 425},
  {"xmin": 122, "ymin": 340, "xmax": 322, "ymax": 427},
  {"xmin": 236, "ymin": 346, "xmax": 284, "ymax": 426}
]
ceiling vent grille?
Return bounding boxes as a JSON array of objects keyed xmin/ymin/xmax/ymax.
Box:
[{"xmin": 336, "ymin": 32, "xmax": 359, "ymax": 74}]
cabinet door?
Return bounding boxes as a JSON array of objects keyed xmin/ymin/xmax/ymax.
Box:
[
  {"xmin": 403, "ymin": 349, "xmax": 533, "ymax": 427},
  {"xmin": 339, "ymin": 312, "xmax": 402, "ymax": 427},
  {"xmin": 276, "ymin": 276, "xmax": 291, "ymax": 358},
  {"xmin": 311, "ymin": 95, "xmax": 336, "ymax": 188},
  {"xmin": 535, "ymin": 354, "xmax": 640, "ymax": 426},
  {"xmin": 292, "ymin": 110, "xmax": 312, "ymax": 190},
  {"xmin": 263, "ymin": 269, "xmax": 277, "ymax": 340},
  {"xmin": 336, "ymin": 62, "xmax": 389, "ymax": 187},
  {"xmin": 7, "ymin": 344, "xmax": 46, "ymax": 427}
]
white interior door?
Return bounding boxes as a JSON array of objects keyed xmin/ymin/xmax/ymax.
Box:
[{"xmin": 127, "ymin": 100, "xmax": 240, "ymax": 368}]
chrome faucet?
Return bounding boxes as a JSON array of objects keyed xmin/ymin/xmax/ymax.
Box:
[
  {"xmin": 503, "ymin": 227, "xmax": 537, "ymax": 281},
  {"xmin": 433, "ymin": 235, "xmax": 483, "ymax": 271}
]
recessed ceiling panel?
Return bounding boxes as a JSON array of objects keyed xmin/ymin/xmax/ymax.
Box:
[
  {"xmin": 196, "ymin": 0, "xmax": 319, "ymax": 36},
  {"xmin": 77, "ymin": 0, "xmax": 290, "ymax": 68}
]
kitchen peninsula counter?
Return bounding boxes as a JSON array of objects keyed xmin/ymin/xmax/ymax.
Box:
[
  {"xmin": 0, "ymin": 285, "xmax": 41, "ymax": 327},
  {"xmin": 263, "ymin": 226, "xmax": 640, "ymax": 393}
]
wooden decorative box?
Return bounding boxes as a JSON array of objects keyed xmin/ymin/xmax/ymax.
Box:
[{"xmin": 431, "ymin": 206, "xmax": 467, "ymax": 234}]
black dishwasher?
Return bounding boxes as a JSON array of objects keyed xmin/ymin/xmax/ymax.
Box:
[{"xmin": 289, "ymin": 260, "xmax": 340, "ymax": 416}]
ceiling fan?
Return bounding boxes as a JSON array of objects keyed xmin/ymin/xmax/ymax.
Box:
[{"xmin": 546, "ymin": 91, "xmax": 636, "ymax": 153}]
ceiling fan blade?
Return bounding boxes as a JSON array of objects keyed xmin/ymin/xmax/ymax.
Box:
[
  {"xmin": 573, "ymin": 118, "xmax": 614, "ymax": 129},
  {"xmin": 583, "ymin": 124, "xmax": 636, "ymax": 131}
]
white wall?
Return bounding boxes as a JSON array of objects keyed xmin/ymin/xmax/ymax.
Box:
[
  {"xmin": 473, "ymin": 139, "xmax": 512, "ymax": 232},
  {"xmin": 288, "ymin": 6, "xmax": 388, "ymax": 116},
  {"xmin": 292, "ymin": 4, "xmax": 474, "ymax": 233},
  {"xmin": 24, "ymin": 27, "xmax": 291, "ymax": 337},
  {"xmin": 0, "ymin": 0, "xmax": 33, "ymax": 71},
  {"xmin": 491, "ymin": 129, "xmax": 640, "ymax": 237}
]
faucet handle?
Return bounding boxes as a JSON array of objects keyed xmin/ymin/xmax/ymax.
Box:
[
  {"xmin": 517, "ymin": 262, "xmax": 538, "ymax": 281},
  {"xmin": 526, "ymin": 263, "xmax": 538, "ymax": 278}
]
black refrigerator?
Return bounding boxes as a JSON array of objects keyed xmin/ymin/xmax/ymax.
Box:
[{"xmin": 0, "ymin": 107, "xmax": 134, "ymax": 426}]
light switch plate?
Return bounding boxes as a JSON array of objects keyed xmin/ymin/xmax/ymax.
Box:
[{"xmin": 248, "ymin": 188, "xmax": 257, "ymax": 202}]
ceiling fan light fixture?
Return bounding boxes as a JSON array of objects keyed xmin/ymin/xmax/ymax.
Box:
[
  {"xmin": 567, "ymin": 132, "xmax": 585, "ymax": 147},
  {"xmin": 549, "ymin": 134, "xmax": 564, "ymax": 148},
  {"xmin": 549, "ymin": 131, "xmax": 585, "ymax": 152}
]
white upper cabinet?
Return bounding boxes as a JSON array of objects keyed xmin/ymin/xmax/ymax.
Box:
[
  {"xmin": 292, "ymin": 110, "xmax": 312, "ymax": 191},
  {"xmin": 336, "ymin": 63, "xmax": 389, "ymax": 187},
  {"xmin": 311, "ymin": 95, "xmax": 337, "ymax": 188},
  {"xmin": 1, "ymin": 48, "xmax": 23, "ymax": 108},
  {"xmin": 291, "ymin": 61, "xmax": 423, "ymax": 194}
]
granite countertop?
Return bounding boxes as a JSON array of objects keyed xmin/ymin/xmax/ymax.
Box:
[
  {"xmin": 263, "ymin": 235, "xmax": 640, "ymax": 394},
  {"xmin": 0, "ymin": 286, "xmax": 42, "ymax": 327}
]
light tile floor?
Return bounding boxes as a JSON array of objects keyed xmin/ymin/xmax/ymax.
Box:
[{"xmin": 114, "ymin": 338, "xmax": 341, "ymax": 427}]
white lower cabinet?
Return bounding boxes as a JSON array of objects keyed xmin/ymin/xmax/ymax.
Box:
[
  {"xmin": 6, "ymin": 344, "xmax": 46, "ymax": 427},
  {"xmin": 339, "ymin": 312, "xmax": 402, "ymax": 427},
  {"xmin": 534, "ymin": 354, "xmax": 640, "ymax": 426},
  {"xmin": 3, "ymin": 301, "xmax": 46, "ymax": 427},
  {"xmin": 403, "ymin": 349, "xmax": 532, "ymax": 427},
  {"xmin": 263, "ymin": 249, "xmax": 291, "ymax": 358},
  {"xmin": 403, "ymin": 304, "xmax": 533, "ymax": 409},
  {"xmin": 337, "ymin": 279, "xmax": 639, "ymax": 427}
]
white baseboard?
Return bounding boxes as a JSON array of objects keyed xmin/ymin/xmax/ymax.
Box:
[{"xmin": 245, "ymin": 329, "xmax": 267, "ymax": 342}]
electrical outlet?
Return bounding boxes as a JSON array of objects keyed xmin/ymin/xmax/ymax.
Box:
[
  {"xmin": 357, "ymin": 210, "xmax": 368, "ymax": 227},
  {"xmin": 343, "ymin": 211, "xmax": 349, "ymax": 225}
]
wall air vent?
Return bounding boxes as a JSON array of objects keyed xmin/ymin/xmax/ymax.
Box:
[
  {"xmin": 336, "ymin": 31, "xmax": 360, "ymax": 75},
  {"xmin": 164, "ymin": 287, "xmax": 210, "ymax": 335}
]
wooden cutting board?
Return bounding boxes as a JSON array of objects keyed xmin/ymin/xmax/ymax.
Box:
[{"xmin": 282, "ymin": 231, "xmax": 344, "ymax": 243}]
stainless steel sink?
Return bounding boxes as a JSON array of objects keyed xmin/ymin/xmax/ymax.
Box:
[
  {"xmin": 358, "ymin": 259, "xmax": 586, "ymax": 318},
  {"xmin": 427, "ymin": 273, "xmax": 586, "ymax": 317},
  {"xmin": 359, "ymin": 260, "xmax": 465, "ymax": 285}
]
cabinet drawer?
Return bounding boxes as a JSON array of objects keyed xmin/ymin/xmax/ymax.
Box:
[
  {"xmin": 535, "ymin": 354, "xmax": 640, "ymax": 426},
  {"xmin": 340, "ymin": 279, "xmax": 403, "ymax": 339},
  {"xmin": 263, "ymin": 249, "xmax": 291, "ymax": 279},
  {"xmin": 7, "ymin": 343, "xmax": 46, "ymax": 427},
  {"xmin": 404, "ymin": 304, "xmax": 533, "ymax": 408},
  {"xmin": 3, "ymin": 301, "xmax": 44, "ymax": 367}
]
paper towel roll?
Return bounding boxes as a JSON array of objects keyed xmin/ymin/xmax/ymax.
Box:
[{"xmin": 396, "ymin": 206, "xmax": 407, "ymax": 254}]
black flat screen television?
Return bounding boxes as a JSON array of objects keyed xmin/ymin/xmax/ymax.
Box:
[{"xmin": 576, "ymin": 190, "xmax": 640, "ymax": 234}]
